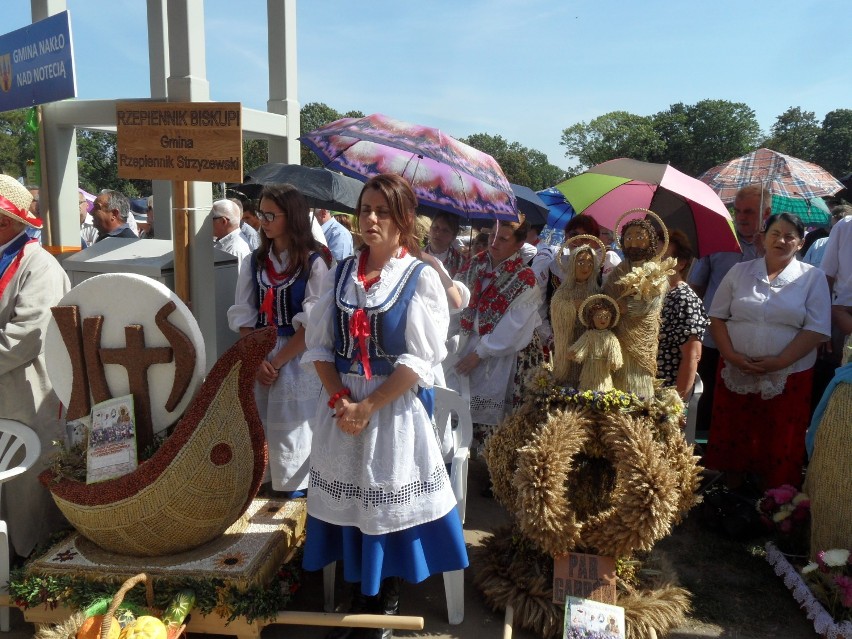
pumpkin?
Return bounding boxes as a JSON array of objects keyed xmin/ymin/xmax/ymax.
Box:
[{"xmin": 76, "ymin": 615, "xmax": 120, "ymax": 639}]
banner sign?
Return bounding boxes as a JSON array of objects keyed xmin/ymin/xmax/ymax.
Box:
[
  {"xmin": 116, "ymin": 101, "xmax": 243, "ymax": 182},
  {"xmin": 0, "ymin": 11, "xmax": 76, "ymax": 112},
  {"xmin": 553, "ymin": 552, "xmax": 617, "ymax": 605}
]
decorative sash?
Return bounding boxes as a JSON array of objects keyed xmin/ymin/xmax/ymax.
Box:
[
  {"xmin": 0, "ymin": 234, "xmax": 36, "ymax": 299},
  {"xmin": 456, "ymin": 251, "xmax": 537, "ymax": 336}
]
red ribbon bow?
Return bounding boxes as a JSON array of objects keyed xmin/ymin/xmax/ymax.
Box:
[
  {"xmin": 349, "ymin": 308, "xmax": 372, "ymax": 380},
  {"xmin": 260, "ymin": 288, "xmax": 274, "ymax": 326}
]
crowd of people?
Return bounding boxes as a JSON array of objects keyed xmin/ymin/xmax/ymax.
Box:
[{"xmin": 2, "ymin": 170, "xmax": 850, "ymax": 639}]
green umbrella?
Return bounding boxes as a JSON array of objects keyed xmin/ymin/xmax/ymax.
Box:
[{"xmin": 771, "ymin": 194, "xmax": 830, "ymax": 226}]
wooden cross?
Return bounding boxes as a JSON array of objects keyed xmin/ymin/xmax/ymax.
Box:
[{"xmin": 99, "ymin": 325, "xmax": 173, "ymax": 452}]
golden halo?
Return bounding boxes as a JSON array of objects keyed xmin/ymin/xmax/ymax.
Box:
[
  {"xmin": 556, "ymin": 233, "xmax": 607, "ymax": 276},
  {"xmin": 577, "ymin": 293, "xmax": 621, "ymax": 328},
  {"xmin": 613, "ymin": 208, "xmax": 669, "ymax": 258}
]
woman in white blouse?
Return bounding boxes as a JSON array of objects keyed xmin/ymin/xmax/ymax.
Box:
[
  {"xmin": 703, "ymin": 212, "xmax": 831, "ymax": 490},
  {"xmin": 300, "ymin": 174, "xmax": 467, "ymax": 639},
  {"xmin": 227, "ymin": 184, "xmax": 330, "ymax": 497}
]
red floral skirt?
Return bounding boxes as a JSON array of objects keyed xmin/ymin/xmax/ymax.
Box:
[{"xmin": 703, "ymin": 364, "xmax": 813, "ymax": 490}]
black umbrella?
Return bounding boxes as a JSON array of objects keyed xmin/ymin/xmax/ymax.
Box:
[
  {"xmin": 230, "ymin": 163, "xmax": 364, "ymax": 213},
  {"xmin": 510, "ymin": 183, "xmax": 548, "ymax": 226}
]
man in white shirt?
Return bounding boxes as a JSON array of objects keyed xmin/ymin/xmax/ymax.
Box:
[
  {"xmin": 211, "ymin": 199, "xmax": 251, "ymax": 268},
  {"xmin": 820, "ymin": 212, "xmax": 852, "ymax": 361},
  {"xmin": 314, "ymin": 207, "xmax": 353, "ymax": 262}
]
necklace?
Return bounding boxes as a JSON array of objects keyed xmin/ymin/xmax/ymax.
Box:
[{"xmin": 357, "ymin": 247, "xmax": 407, "ymax": 291}]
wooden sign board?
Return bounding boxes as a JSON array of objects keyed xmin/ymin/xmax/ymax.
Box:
[
  {"xmin": 553, "ymin": 552, "xmax": 617, "ymax": 605},
  {"xmin": 116, "ymin": 101, "xmax": 242, "ymax": 182}
]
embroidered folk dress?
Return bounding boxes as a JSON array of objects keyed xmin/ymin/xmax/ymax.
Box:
[
  {"xmin": 448, "ymin": 250, "xmax": 542, "ymax": 426},
  {"xmin": 301, "ymin": 250, "xmax": 468, "ymax": 596},
  {"xmin": 227, "ymin": 249, "xmax": 328, "ymax": 491}
]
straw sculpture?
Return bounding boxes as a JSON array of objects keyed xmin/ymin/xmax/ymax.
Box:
[
  {"xmin": 803, "ymin": 382, "xmax": 852, "ymax": 559},
  {"xmin": 39, "ymin": 328, "xmax": 276, "ymax": 557}
]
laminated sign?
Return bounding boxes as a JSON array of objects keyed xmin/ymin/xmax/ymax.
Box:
[{"xmin": 116, "ymin": 101, "xmax": 243, "ymax": 182}]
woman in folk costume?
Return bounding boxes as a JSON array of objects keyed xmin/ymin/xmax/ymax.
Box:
[
  {"xmin": 228, "ymin": 184, "xmax": 330, "ymax": 497},
  {"xmin": 423, "ymin": 210, "xmax": 466, "ymax": 277},
  {"xmin": 549, "ymin": 236, "xmax": 605, "ymax": 387},
  {"xmin": 0, "ymin": 174, "xmax": 70, "ymax": 559},
  {"xmin": 301, "ymin": 174, "xmax": 468, "ymax": 639},
  {"xmin": 448, "ymin": 217, "xmax": 542, "ymax": 449}
]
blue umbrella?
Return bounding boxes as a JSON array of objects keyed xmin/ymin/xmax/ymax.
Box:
[{"xmin": 537, "ymin": 187, "xmax": 576, "ymax": 229}]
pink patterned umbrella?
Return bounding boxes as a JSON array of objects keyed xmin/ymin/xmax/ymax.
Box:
[
  {"xmin": 299, "ymin": 113, "xmax": 518, "ymax": 221},
  {"xmin": 698, "ymin": 148, "xmax": 844, "ymax": 204}
]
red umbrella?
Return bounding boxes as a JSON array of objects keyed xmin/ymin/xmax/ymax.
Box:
[{"xmin": 555, "ymin": 158, "xmax": 739, "ymax": 257}]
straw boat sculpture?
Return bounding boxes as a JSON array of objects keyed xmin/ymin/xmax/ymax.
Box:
[{"xmin": 39, "ymin": 327, "xmax": 276, "ymax": 557}]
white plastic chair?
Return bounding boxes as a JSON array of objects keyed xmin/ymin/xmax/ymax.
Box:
[
  {"xmin": 683, "ymin": 373, "xmax": 703, "ymax": 446},
  {"xmin": 0, "ymin": 419, "xmax": 41, "ymax": 632},
  {"xmin": 323, "ymin": 383, "xmax": 473, "ymax": 625}
]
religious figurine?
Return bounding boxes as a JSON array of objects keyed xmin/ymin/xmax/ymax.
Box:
[
  {"xmin": 567, "ymin": 295, "xmax": 623, "ymax": 392},
  {"xmin": 550, "ymin": 235, "xmax": 605, "ymax": 387},
  {"xmin": 601, "ymin": 211, "xmax": 674, "ymax": 398}
]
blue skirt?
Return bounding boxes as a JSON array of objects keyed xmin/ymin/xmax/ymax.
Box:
[{"xmin": 302, "ymin": 507, "xmax": 469, "ymax": 596}]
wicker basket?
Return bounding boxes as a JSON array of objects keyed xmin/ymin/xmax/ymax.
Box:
[{"xmin": 39, "ymin": 328, "xmax": 275, "ymax": 557}]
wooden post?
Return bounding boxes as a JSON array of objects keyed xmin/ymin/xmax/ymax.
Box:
[{"xmin": 172, "ymin": 180, "xmax": 190, "ymax": 304}]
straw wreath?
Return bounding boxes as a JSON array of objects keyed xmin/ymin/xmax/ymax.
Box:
[{"xmin": 513, "ymin": 407, "xmax": 682, "ymax": 558}]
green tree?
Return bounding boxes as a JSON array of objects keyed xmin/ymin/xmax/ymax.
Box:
[
  {"xmin": 0, "ymin": 108, "xmax": 37, "ymax": 179},
  {"xmin": 559, "ymin": 111, "xmax": 665, "ymax": 170},
  {"xmin": 649, "ymin": 103, "xmax": 691, "ymax": 169},
  {"xmin": 461, "ymin": 132, "xmax": 566, "ymax": 190},
  {"xmin": 680, "ymin": 99, "xmax": 761, "ymax": 175},
  {"xmin": 299, "ymin": 102, "xmax": 363, "ymax": 167},
  {"xmin": 815, "ymin": 109, "xmax": 852, "ymax": 177},
  {"xmin": 242, "ymin": 138, "xmax": 269, "ymax": 176},
  {"xmin": 763, "ymin": 107, "xmax": 820, "ymax": 161},
  {"xmin": 76, "ymin": 130, "xmax": 146, "ymax": 197}
]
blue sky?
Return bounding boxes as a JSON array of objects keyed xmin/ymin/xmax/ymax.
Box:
[{"xmin": 7, "ymin": 0, "xmax": 852, "ymax": 172}]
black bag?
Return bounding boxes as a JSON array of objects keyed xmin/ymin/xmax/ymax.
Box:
[{"xmin": 700, "ymin": 483, "xmax": 763, "ymax": 540}]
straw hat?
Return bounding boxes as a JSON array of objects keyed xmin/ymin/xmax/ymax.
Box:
[{"xmin": 0, "ymin": 174, "xmax": 41, "ymax": 228}]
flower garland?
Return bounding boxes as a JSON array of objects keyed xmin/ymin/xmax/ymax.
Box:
[{"xmin": 456, "ymin": 250, "xmax": 537, "ymax": 336}]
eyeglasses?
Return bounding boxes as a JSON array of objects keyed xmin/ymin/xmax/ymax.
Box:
[{"xmin": 257, "ymin": 211, "xmax": 284, "ymax": 223}]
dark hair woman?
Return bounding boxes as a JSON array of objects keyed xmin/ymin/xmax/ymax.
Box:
[
  {"xmin": 227, "ymin": 183, "xmax": 331, "ymax": 497},
  {"xmin": 703, "ymin": 212, "xmax": 831, "ymax": 490}
]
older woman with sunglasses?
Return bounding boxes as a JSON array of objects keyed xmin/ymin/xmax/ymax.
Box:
[
  {"xmin": 227, "ymin": 184, "xmax": 331, "ymax": 498},
  {"xmin": 703, "ymin": 212, "xmax": 831, "ymax": 490},
  {"xmin": 301, "ymin": 174, "xmax": 467, "ymax": 639}
]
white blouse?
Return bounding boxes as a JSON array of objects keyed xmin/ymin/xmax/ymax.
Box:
[
  {"xmin": 709, "ymin": 257, "xmax": 831, "ymax": 397},
  {"xmin": 302, "ymin": 251, "xmax": 449, "ymax": 387},
  {"xmin": 227, "ymin": 249, "xmax": 328, "ymax": 333}
]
